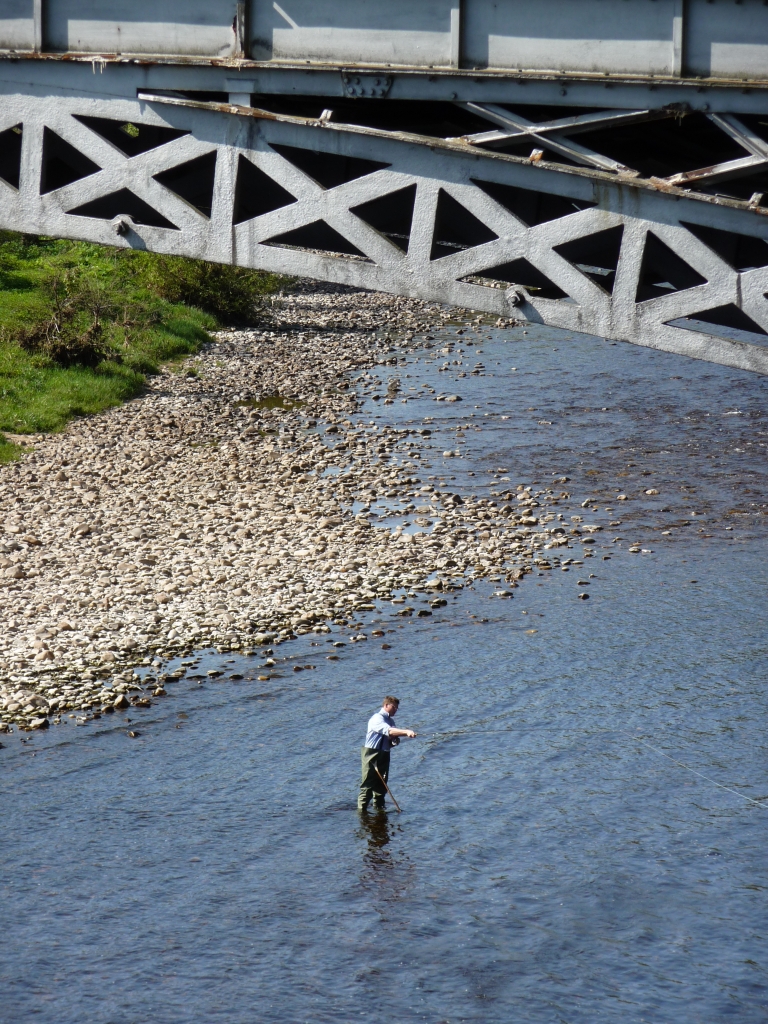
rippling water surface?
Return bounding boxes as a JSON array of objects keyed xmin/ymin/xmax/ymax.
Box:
[{"xmin": 3, "ymin": 325, "xmax": 767, "ymax": 1023}]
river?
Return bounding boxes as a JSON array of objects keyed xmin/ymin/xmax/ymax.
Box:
[{"xmin": 2, "ymin": 322, "xmax": 766, "ymax": 1023}]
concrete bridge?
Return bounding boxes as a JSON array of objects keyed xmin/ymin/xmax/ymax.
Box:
[{"xmin": 1, "ymin": 1, "xmax": 768, "ymax": 372}]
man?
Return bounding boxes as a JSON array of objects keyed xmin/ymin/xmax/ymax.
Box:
[{"xmin": 358, "ymin": 696, "xmax": 417, "ymax": 812}]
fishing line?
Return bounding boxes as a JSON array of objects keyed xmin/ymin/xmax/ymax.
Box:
[
  {"xmin": 416, "ymin": 729, "xmax": 768, "ymax": 810},
  {"xmin": 622, "ymin": 731, "xmax": 768, "ymax": 809}
]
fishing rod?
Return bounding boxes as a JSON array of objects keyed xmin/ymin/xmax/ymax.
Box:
[{"xmin": 375, "ymin": 766, "xmax": 402, "ymax": 813}]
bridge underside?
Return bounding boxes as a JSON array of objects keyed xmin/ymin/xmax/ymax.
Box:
[{"xmin": 1, "ymin": 61, "xmax": 767, "ymax": 373}]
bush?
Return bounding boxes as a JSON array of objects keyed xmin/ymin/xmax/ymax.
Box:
[
  {"xmin": 130, "ymin": 252, "xmax": 285, "ymax": 323},
  {"xmin": 13, "ymin": 272, "xmax": 117, "ymax": 367}
]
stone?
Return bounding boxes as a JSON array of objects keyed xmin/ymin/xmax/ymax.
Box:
[{"xmin": 0, "ymin": 287, "xmax": 557, "ymax": 730}]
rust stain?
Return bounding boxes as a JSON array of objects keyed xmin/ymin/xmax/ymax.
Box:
[
  {"xmin": 0, "ymin": 51, "xmax": 768, "ymax": 91},
  {"xmin": 134, "ymin": 91, "xmax": 768, "ymax": 218}
]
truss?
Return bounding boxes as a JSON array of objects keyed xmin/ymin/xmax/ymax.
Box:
[{"xmin": 0, "ymin": 87, "xmax": 767, "ymax": 373}]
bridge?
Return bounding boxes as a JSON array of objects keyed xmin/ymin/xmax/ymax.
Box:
[{"xmin": 1, "ymin": 1, "xmax": 768, "ymax": 372}]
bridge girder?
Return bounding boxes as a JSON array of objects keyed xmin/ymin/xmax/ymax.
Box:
[{"xmin": 0, "ymin": 61, "xmax": 767, "ymax": 373}]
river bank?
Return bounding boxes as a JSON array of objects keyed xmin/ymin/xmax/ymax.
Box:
[{"xmin": 0, "ymin": 285, "xmax": 557, "ymax": 730}]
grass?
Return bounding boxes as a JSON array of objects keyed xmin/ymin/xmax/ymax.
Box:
[{"xmin": 0, "ymin": 233, "xmax": 285, "ymax": 450}]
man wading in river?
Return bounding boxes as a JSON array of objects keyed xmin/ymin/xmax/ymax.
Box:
[{"xmin": 358, "ymin": 696, "xmax": 417, "ymax": 812}]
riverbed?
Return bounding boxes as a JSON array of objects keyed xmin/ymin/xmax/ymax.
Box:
[{"xmin": 2, "ymin": 320, "xmax": 766, "ymax": 1023}]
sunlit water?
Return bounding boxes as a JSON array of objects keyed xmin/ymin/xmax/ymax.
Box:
[{"xmin": 3, "ymin": 325, "xmax": 766, "ymax": 1023}]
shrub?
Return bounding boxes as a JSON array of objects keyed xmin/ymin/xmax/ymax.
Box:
[{"xmin": 131, "ymin": 252, "xmax": 285, "ymax": 323}]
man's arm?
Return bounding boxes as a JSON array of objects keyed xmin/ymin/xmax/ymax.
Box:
[{"xmin": 389, "ymin": 726, "xmax": 417, "ymax": 739}]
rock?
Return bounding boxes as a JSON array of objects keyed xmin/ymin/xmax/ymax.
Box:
[
  {"xmin": 0, "ymin": 286, "xmax": 551, "ymax": 730},
  {"xmin": 29, "ymin": 717, "xmax": 49, "ymax": 729},
  {"xmin": 113, "ymin": 694, "xmax": 129, "ymax": 708}
]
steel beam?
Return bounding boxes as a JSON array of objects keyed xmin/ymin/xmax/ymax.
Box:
[
  {"xmin": 1, "ymin": 54, "xmax": 768, "ymax": 116},
  {"xmin": 0, "ymin": 61, "xmax": 766, "ymax": 374}
]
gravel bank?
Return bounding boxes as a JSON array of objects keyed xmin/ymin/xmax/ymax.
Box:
[{"xmin": 0, "ymin": 286, "xmax": 578, "ymax": 731}]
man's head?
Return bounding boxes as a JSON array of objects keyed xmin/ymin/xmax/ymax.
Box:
[{"xmin": 383, "ymin": 696, "xmax": 400, "ymax": 716}]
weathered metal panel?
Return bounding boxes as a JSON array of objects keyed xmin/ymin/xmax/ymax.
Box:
[
  {"xmin": 0, "ymin": 0, "xmax": 766, "ymax": 85},
  {"xmin": 0, "ymin": 0, "xmax": 34, "ymax": 51},
  {"xmin": 250, "ymin": 0, "xmax": 458, "ymax": 67},
  {"xmin": 44, "ymin": 0, "xmax": 240, "ymax": 57},
  {"xmin": 462, "ymin": 0, "xmax": 680, "ymax": 75},
  {"xmin": 685, "ymin": 0, "xmax": 768, "ymax": 80}
]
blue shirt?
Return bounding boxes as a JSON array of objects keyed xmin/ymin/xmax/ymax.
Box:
[{"xmin": 365, "ymin": 708, "xmax": 395, "ymax": 751}]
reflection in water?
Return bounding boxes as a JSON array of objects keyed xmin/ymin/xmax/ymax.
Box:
[{"xmin": 357, "ymin": 813, "xmax": 411, "ymax": 892}]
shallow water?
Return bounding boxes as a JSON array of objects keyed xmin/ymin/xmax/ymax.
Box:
[{"xmin": 3, "ymin": 326, "xmax": 767, "ymax": 1023}]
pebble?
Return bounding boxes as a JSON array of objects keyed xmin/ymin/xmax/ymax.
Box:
[{"xmin": 0, "ymin": 284, "xmax": 586, "ymax": 729}]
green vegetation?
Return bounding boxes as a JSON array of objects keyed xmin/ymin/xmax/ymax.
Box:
[{"xmin": 0, "ymin": 232, "xmax": 285, "ymax": 451}]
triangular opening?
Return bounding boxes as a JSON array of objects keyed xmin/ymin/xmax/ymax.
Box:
[
  {"xmin": 0, "ymin": 123, "xmax": 22, "ymax": 190},
  {"xmin": 471, "ymin": 178, "xmax": 596, "ymax": 227},
  {"xmin": 681, "ymin": 221, "xmax": 768, "ymax": 273},
  {"xmin": 350, "ymin": 183, "xmax": 417, "ymax": 252},
  {"xmin": 40, "ymin": 127, "xmax": 101, "ymax": 194},
  {"xmin": 468, "ymin": 257, "xmax": 570, "ymax": 300},
  {"xmin": 153, "ymin": 151, "xmax": 217, "ymax": 218},
  {"xmin": 66, "ymin": 188, "xmax": 178, "ymax": 229},
  {"xmin": 263, "ymin": 219, "xmax": 370, "ymax": 259},
  {"xmin": 430, "ymin": 189, "xmax": 498, "ymax": 261},
  {"xmin": 553, "ymin": 225, "xmax": 624, "ymax": 294},
  {"xmin": 233, "ymin": 155, "xmax": 297, "ymax": 224},
  {"xmin": 636, "ymin": 231, "xmax": 708, "ymax": 302},
  {"xmin": 679, "ymin": 303, "xmax": 767, "ymax": 336},
  {"xmin": 73, "ymin": 115, "xmax": 188, "ymax": 157},
  {"xmin": 270, "ymin": 144, "xmax": 389, "ymax": 189}
]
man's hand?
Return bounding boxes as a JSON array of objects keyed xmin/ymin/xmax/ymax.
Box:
[{"xmin": 404, "ymin": 729, "xmax": 417, "ymax": 739}]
